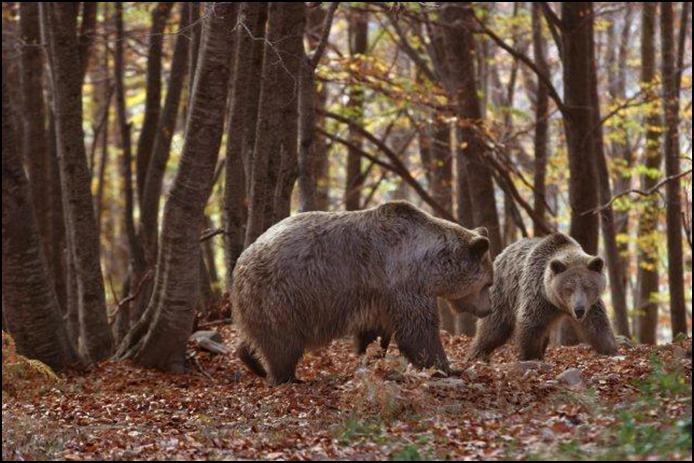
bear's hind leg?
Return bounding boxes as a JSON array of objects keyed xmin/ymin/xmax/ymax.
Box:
[
  {"xmin": 379, "ymin": 331, "xmax": 391, "ymax": 356},
  {"xmin": 468, "ymin": 307, "xmax": 514, "ymax": 362},
  {"xmin": 237, "ymin": 341, "xmax": 267, "ymax": 377},
  {"xmin": 263, "ymin": 339, "xmax": 305, "ymax": 386},
  {"xmin": 354, "ymin": 330, "xmax": 379, "ymax": 355}
]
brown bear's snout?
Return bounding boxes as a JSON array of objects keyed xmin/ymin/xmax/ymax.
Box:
[{"xmin": 574, "ymin": 306, "xmax": 586, "ymax": 320}]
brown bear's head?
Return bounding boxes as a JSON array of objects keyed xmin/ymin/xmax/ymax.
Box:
[
  {"xmin": 544, "ymin": 252, "xmax": 606, "ymax": 321},
  {"xmin": 442, "ymin": 226, "xmax": 494, "ymax": 318}
]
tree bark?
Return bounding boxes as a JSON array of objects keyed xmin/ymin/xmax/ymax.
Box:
[
  {"xmin": 660, "ymin": 2, "xmax": 688, "ymax": 338},
  {"xmin": 141, "ymin": 2, "xmax": 191, "ymax": 263},
  {"xmin": 2, "ymin": 63, "xmax": 80, "ymax": 371},
  {"xmin": 440, "ymin": 2, "xmax": 502, "ymax": 256},
  {"xmin": 532, "ymin": 3, "xmax": 549, "ymax": 237},
  {"xmin": 42, "ymin": 3, "xmax": 113, "ymax": 362},
  {"xmin": 557, "ymin": 3, "xmax": 601, "ymax": 345},
  {"xmin": 561, "ymin": 3, "xmax": 600, "ymax": 254},
  {"xmin": 270, "ymin": 3, "xmax": 307, "ymax": 222},
  {"xmin": 245, "ymin": 3, "xmax": 306, "ymax": 245},
  {"xmin": 344, "ymin": 8, "xmax": 368, "ymax": 211},
  {"xmin": 115, "ymin": 3, "xmax": 237, "ymax": 372},
  {"xmin": 298, "ymin": 3, "xmax": 337, "ymax": 213},
  {"xmin": 590, "ymin": 42, "xmax": 631, "ymax": 338},
  {"xmin": 19, "ymin": 2, "xmax": 51, "ymax": 270},
  {"xmin": 114, "ymin": 2, "xmax": 148, "ymax": 330},
  {"xmin": 135, "ymin": 3, "xmax": 174, "ymax": 205},
  {"xmin": 635, "ymin": 3, "xmax": 661, "ymax": 345},
  {"xmin": 224, "ymin": 2, "xmax": 268, "ymax": 285}
]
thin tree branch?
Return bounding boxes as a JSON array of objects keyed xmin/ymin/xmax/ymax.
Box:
[
  {"xmin": 586, "ymin": 169, "xmax": 693, "ymax": 215},
  {"xmin": 309, "ymin": 2, "xmax": 340, "ymax": 69}
]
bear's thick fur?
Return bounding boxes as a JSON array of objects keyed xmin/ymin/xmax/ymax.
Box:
[
  {"xmin": 469, "ymin": 232, "xmax": 618, "ymax": 361},
  {"xmin": 232, "ymin": 201, "xmax": 493, "ymax": 384}
]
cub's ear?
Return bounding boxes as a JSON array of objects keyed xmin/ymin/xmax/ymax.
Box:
[
  {"xmin": 550, "ymin": 259, "xmax": 567, "ymax": 274},
  {"xmin": 473, "ymin": 226, "xmax": 489, "ymax": 238},
  {"xmin": 587, "ymin": 256, "xmax": 604, "ymax": 273},
  {"xmin": 469, "ymin": 236, "xmax": 489, "ymax": 259}
]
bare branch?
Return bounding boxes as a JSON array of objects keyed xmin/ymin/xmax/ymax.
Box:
[
  {"xmin": 586, "ymin": 169, "xmax": 693, "ymax": 215},
  {"xmin": 309, "ymin": 2, "xmax": 340, "ymax": 69}
]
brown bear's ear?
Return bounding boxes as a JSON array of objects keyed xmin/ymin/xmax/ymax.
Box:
[
  {"xmin": 474, "ymin": 226, "xmax": 489, "ymax": 238},
  {"xmin": 587, "ymin": 256, "xmax": 604, "ymax": 273},
  {"xmin": 470, "ymin": 236, "xmax": 489, "ymax": 259},
  {"xmin": 550, "ymin": 259, "xmax": 567, "ymax": 274}
]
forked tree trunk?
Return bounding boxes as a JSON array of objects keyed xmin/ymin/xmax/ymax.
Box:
[
  {"xmin": 114, "ymin": 2, "xmax": 148, "ymax": 329},
  {"xmin": 2, "ymin": 64, "xmax": 80, "ymax": 371},
  {"xmin": 140, "ymin": 2, "xmax": 191, "ymax": 263},
  {"xmin": 41, "ymin": 3, "xmax": 113, "ymax": 362},
  {"xmin": 114, "ymin": 3, "xmax": 237, "ymax": 372},
  {"xmin": 135, "ymin": 2, "xmax": 174, "ymax": 204}
]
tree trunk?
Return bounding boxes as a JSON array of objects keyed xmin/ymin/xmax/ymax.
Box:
[
  {"xmin": 440, "ymin": 2, "xmax": 502, "ymax": 257},
  {"xmin": 590, "ymin": 45, "xmax": 631, "ymax": 338},
  {"xmin": 224, "ymin": 3, "xmax": 268, "ymax": 285},
  {"xmin": 298, "ymin": 4, "xmax": 336, "ymax": 213},
  {"xmin": 270, "ymin": 4, "xmax": 306, "ymax": 223},
  {"xmin": 77, "ymin": 2, "xmax": 97, "ymax": 82},
  {"xmin": 344, "ymin": 9, "xmax": 368, "ymax": 211},
  {"xmin": 532, "ymin": 3, "xmax": 549, "ymax": 237},
  {"xmin": 2, "ymin": 64, "xmax": 80, "ymax": 371},
  {"xmin": 140, "ymin": 2, "xmax": 191, "ymax": 263},
  {"xmin": 114, "ymin": 2, "xmax": 148, "ymax": 329},
  {"xmin": 557, "ymin": 3, "xmax": 601, "ymax": 345},
  {"xmin": 660, "ymin": 2, "xmax": 688, "ymax": 338},
  {"xmin": 115, "ymin": 3, "xmax": 237, "ymax": 372},
  {"xmin": 135, "ymin": 2, "xmax": 174, "ymax": 205},
  {"xmin": 635, "ymin": 2, "xmax": 661, "ymax": 345},
  {"xmin": 561, "ymin": 3, "xmax": 600, "ymax": 255},
  {"xmin": 607, "ymin": 6, "xmax": 634, "ymax": 295},
  {"xmin": 19, "ymin": 2, "xmax": 51, "ymax": 271},
  {"xmin": 246, "ymin": 3, "xmax": 306, "ymax": 245},
  {"xmin": 42, "ymin": 3, "xmax": 113, "ymax": 362}
]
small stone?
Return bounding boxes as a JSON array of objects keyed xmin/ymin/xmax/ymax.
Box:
[
  {"xmin": 508, "ymin": 360, "xmax": 551, "ymax": 376},
  {"xmin": 557, "ymin": 368, "xmax": 583, "ymax": 388},
  {"xmin": 615, "ymin": 335, "xmax": 634, "ymax": 349},
  {"xmin": 190, "ymin": 330, "xmax": 223, "ymax": 343},
  {"xmin": 541, "ymin": 427, "xmax": 555, "ymax": 442},
  {"xmin": 672, "ymin": 345, "xmax": 690, "ymax": 360}
]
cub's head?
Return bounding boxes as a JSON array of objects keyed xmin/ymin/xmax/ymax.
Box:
[
  {"xmin": 441, "ymin": 226, "xmax": 493, "ymax": 318},
  {"xmin": 544, "ymin": 252, "xmax": 606, "ymax": 321}
]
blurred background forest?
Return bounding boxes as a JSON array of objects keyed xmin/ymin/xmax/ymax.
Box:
[{"xmin": 2, "ymin": 2, "xmax": 692, "ymax": 372}]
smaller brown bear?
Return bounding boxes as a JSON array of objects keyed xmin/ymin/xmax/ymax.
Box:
[{"xmin": 469, "ymin": 232, "xmax": 618, "ymax": 361}]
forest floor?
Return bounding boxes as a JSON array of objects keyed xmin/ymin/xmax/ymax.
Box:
[{"xmin": 2, "ymin": 326, "xmax": 692, "ymax": 460}]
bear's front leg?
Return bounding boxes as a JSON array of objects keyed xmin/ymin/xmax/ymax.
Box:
[
  {"xmin": 577, "ymin": 300, "xmax": 618, "ymax": 355},
  {"xmin": 516, "ymin": 302, "xmax": 560, "ymax": 360},
  {"xmin": 390, "ymin": 293, "xmax": 451, "ymax": 374}
]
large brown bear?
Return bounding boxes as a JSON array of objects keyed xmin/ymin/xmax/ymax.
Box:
[
  {"xmin": 469, "ymin": 232, "xmax": 618, "ymax": 362},
  {"xmin": 232, "ymin": 201, "xmax": 493, "ymax": 385}
]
